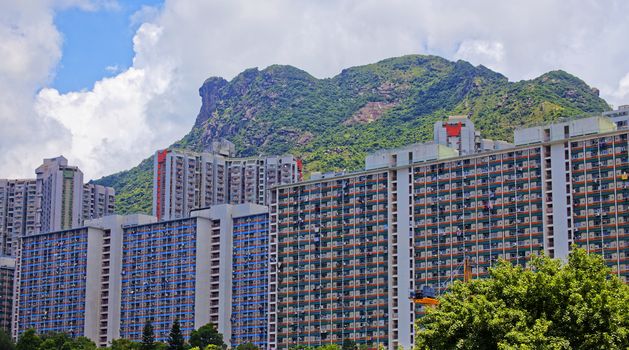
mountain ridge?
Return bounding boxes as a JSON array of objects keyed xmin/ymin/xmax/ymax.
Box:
[{"xmin": 94, "ymin": 54, "xmax": 610, "ymax": 214}]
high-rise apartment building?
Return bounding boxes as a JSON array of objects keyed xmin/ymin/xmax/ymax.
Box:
[
  {"xmin": 154, "ymin": 149, "xmax": 228, "ymax": 221},
  {"xmin": 36, "ymin": 156, "xmax": 85, "ymax": 233},
  {"xmin": 120, "ymin": 204, "xmax": 268, "ymax": 345},
  {"xmin": 153, "ymin": 144, "xmax": 300, "ymax": 221},
  {"xmin": 0, "ymin": 256, "xmax": 14, "ymax": 334},
  {"xmin": 82, "ymin": 183, "xmax": 115, "ymax": 222},
  {"xmin": 13, "ymin": 204, "xmax": 268, "ymax": 347},
  {"xmin": 1, "ymin": 157, "xmax": 115, "ymax": 260},
  {"xmin": 12, "ymin": 215, "xmax": 155, "ymax": 346},
  {"xmin": 231, "ymin": 212, "xmax": 270, "ymax": 348},
  {"xmin": 269, "ymin": 170, "xmax": 392, "ymax": 349},
  {"xmin": 269, "ymin": 114, "xmax": 629, "ymax": 349},
  {"xmin": 0, "ymin": 179, "xmax": 39, "ymax": 256}
]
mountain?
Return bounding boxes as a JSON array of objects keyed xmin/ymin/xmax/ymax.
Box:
[{"xmin": 93, "ymin": 54, "xmax": 609, "ymax": 214}]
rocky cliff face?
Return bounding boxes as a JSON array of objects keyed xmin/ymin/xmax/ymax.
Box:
[{"xmin": 94, "ymin": 54, "xmax": 610, "ymax": 214}]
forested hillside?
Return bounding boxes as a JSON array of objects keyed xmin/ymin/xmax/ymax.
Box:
[{"xmin": 94, "ymin": 55, "xmax": 609, "ymax": 214}]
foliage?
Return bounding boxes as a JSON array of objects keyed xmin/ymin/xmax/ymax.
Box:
[
  {"xmin": 141, "ymin": 321, "xmax": 156, "ymax": 350},
  {"xmin": 415, "ymin": 248, "xmax": 629, "ymax": 350},
  {"xmin": 108, "ymin": 339, "xmax": 140, "ymax": 350},
  {"xmin": 93, "ymin": 54, "xmax": 610, "ymax": 214},
  {"xmin": 14, "ymin": 331, "xmax": 97, "ymax": 350},
  {"xmin": 0, "ymin": 329, "xmax": 15, "ymax": 350},
  {"xmin": 91, "ymin": 157, "xmax": 153, "ymax": 214},
  {"xmin": 234, "ymin": 343, "xmax": 259, "ymax": 350},
  {"xmin": 167, "ymin": 320, "xmax": 185, "ymax": 350},
  {"xmin": 318, "ymin": 345, "xmax": 342, "ymax": 350},
  {"xmin": 342, "ymin": 339, "xmax": 357, "ymax": 350},
  {"xmin": 188, "ymin": 324, "xmax": 224, "ymax": 349},
  {"xmin": 16, "ymin": 329, "xmax": 41, "ymax": 350},
  {"xmin": 288, "ymin": 345, "xmax": 342, "ymax": 350}
]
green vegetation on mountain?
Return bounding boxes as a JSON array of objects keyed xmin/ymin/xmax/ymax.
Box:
[{"xmin": 93, "ymin": 55, "xmax": 609, "ymax": 214}]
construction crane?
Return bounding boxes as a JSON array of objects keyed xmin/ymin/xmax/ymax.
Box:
[{"xmin": 410, "ymin": 256, "xmax": 473, "ymax": 306}]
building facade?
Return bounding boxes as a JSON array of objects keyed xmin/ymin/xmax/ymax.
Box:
[
  {"xmin": 12, "ymin": 215, "xmax": 155, "ymax": 346},
  {"xmin": 269, "ymin": 115, "xmax": 629, "ymax": 349},
  {"xmin": 0, "ymin": 179, "xmax": 39, "ymax": 256},
  {"xmin": 82, "ymin": 183, "xmax": 115, "ymax": 223},
  {"xmin": 120, "ymin": 204, "xmax": 268, "ymax": 344},
  {"xmin": 13, "ymin": 204, "xmax": 268, "ymax": 347},
  {"xmin": 0, "ymin": 256, "xmax": 14, "ymax": 334},
  {"xmin": 36, "ymin": 156, "xmax": 85, "ymax": 233},
  {"xmin": 153, "ymin": 146, "xmax": 300, "ymax": 221},
  {"xmin": 231, "ymin": 212, "xmax": 270, "ymax": 348},
  {"xmin": 269, "ymin": 170, "xmax": 392, "ymax": 349},
  {"xmin": 1, "ymin": 158, "xmax": 115, "ymax": 258}
]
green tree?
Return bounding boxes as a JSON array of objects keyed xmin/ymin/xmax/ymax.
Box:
[
  {"xmin": 415, "ymin": 248, "xmax": 629, "ymax": 350},
  {"xmin": 38, "ymin": 332, "xmax": 73, "ymax": 350},
  {"xmin": 16, "ymin": 329, "xmax": 41, "ymax": 350},
  {"xmin": 141, "ymin": 320, "xmax": 156, "ymax": 350},
  {"xmin": 108, "ymin": 339, "xmax": 140, "ymax": 350},
  {"xmin": 167, "ymin": 319, "xmax": 185, "ymax": 350},
  {"xmin": 189, "ymin": 324, "xmax": 224, "ymax": 349},
  {"xmin": 342, "ymin": 339, "xmax": 357, "ymax": 350},
  {"xmin": 234, "ymin": 343, "xmax": 259, "ymax": 350},
  {"xmin": 0, "ymin": 329, "xmax": 15, "ymax": 350},
  {"xmin": 318, "ymin": 345, "xmax": 341, "ymax": 350},
  {"xmin": 73, "ymin": 337, "xmax": 97, "ymax": 350},
  {"xmin": 204, "ymin": 345, "xmax": 221, "ymax": 350}
]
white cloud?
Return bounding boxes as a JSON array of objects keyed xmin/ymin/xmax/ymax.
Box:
[
  {"xmin": 610, "ymin": 73, "xmax": 629, "ymax": 107},
  {"xmin": 105, "ymin": 64, "xmax": 120, "ymax": 73},
  {"xmin": 455, "ymin": 40, "xmax": 504, "ymax": 69},
  {"xmin": 0, "ymin": 1, "xmax": 68, "ymax": 179},
  {"xmin": 2, "ymin": 0, "xmax": 629, "ymax": 180}
]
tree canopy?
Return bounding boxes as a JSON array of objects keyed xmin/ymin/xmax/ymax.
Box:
[
  {"xmin": 415, "ymin": 248, "xmax": 629, "ymax": 350},
  {"xmin": 140, "ymin": 321, "xmax": 156, "ymax": 350},
  {"xmin": 167, "ymin": 320, "xmax": 185, "ymax": 350},
  {"xmin": 0, "ymin": 329, "xmax": 15, "ymax": 350},
  {"xmin": 234, "ymin": 343, "xmax": 259, "ymax": 350},
  {"xmin": 14, "ymin": 330, "xmax": 97, "ymax": 350},
  {"xmin": 189, "ymin": 323, "xmax": 224, "ymax": 349}
]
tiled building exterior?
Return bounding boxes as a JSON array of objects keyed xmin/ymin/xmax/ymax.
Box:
[
  {"xmin": 82, "ymin": 183, "xmax": 116, "ymax": 223},
  {"xmin": 12, "ymin": 215, "xmax": 155, "ymax": 346},
  {"xmin": 153, "ymin": 144, "xmax": 300, "ymax": 221},
  {"xmin": 269, "ymin": 114, "xmax": 629, "ymax": 349},
  {"xmin": 120, "ymin": 217, "xmax": 203, "ymax": 341},
  {"xmin": 1, "ymin": 159, "xmax": 114, "ymax": 337},
  {"xmin": 12, "ymin": 205, "xmax": 269, "ymax": 346},
  {"xmin": 0, "ymin": 256, "xmax": 15, "ymax": 333},
  {"xmin": 36, "ymin": 156, "xmax": 85, "ymax": 233},
  {"xmin": 231, "ymin": 213, "xmax": 270, "ymax": 348},
  {"xmin": 567, "ymin": 132, "xmax": 629, "ymax": 277},
  {"xmin": 119, "ymin": 204, "xmax": 268, "ymax": 344},
  {"xmin": 1, "ymin": 158, "xmax": 115, "ymax": 258},
  {"xmin": 14, "ymin": 226, "xmax": 94, "ymax": 338},
  {"xmin": 269, "ymin": 171, "xmax": 392, "ymax": 349},
  {"xmin": 0, "ymin": 179, "xmax": 39, "ymax": 256}
]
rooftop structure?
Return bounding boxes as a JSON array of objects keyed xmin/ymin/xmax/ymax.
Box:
[{"xmin": 433, "ymin": 116, "xmax": 513, "ymax": 156}]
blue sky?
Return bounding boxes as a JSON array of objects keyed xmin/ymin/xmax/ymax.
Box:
[{"xmin": 53, "ymin": 0, "xmax": 163, "ymax": 92}]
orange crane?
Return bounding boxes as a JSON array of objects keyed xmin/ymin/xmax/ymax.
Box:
[{"xmin": 411, "ymin": 257, "xmax": 473, "ymax": 306}]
